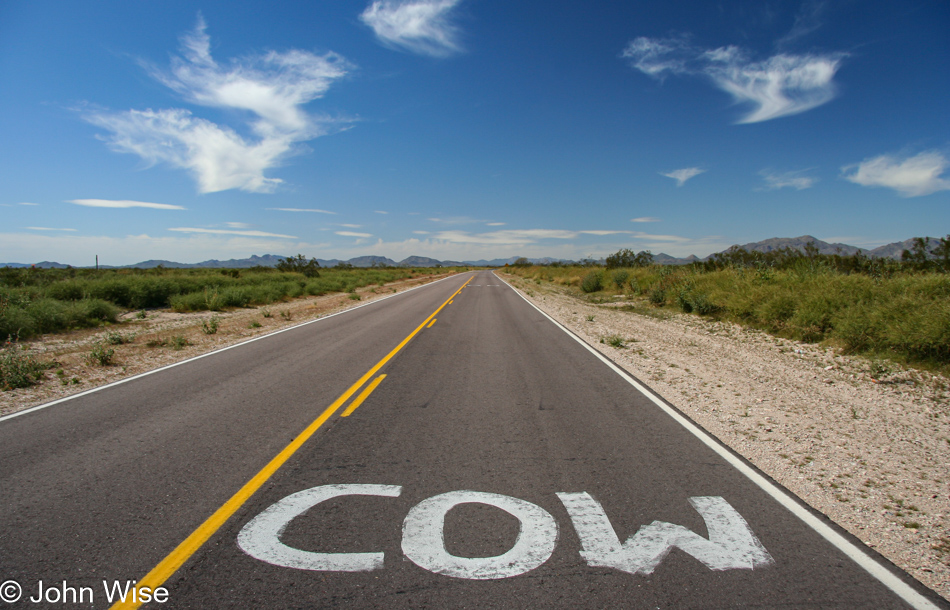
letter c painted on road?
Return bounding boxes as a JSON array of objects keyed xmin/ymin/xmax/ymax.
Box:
[
  {"xmin": 401, "ymin": 490, "xmax": 559, "ymax": 580},
  {"xmin": 237, "ymin": 483, "xmax": 403, "ymax": 572}
]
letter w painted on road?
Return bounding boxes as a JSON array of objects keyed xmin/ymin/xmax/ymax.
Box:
[{"xmin": 556, "ymin": 493, "xmax": 774, "ymax": 575}]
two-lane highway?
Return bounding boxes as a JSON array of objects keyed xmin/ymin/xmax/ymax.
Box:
[{"xmin": 0, "ymin": 270, "xmax": 945, "ymax": 608}]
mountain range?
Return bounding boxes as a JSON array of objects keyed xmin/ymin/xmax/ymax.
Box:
[{"xmin": 2, "ymin": 236, "xmax": 943, "ymax": 269}]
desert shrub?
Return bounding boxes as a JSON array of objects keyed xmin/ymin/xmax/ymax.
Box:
[
  {"xmin": 88, "ymin": 341, "xmax": 116, "ymax": 366},
  {"xmin": 581, "ymin": 271, "xmax": 603, "ymax": 293},
  {"xmin": 201, "ymin": 315, "xmax": 220, "ymax": 335},
  {"xmin": 0, "ymin": 342, "xmax": 52, "ymax": 390},
  {"xmin": 648, "ymin": 287, "xmax": 666, "ymax": 306},
  {"xmin": 612, "ymin": 269, "xmax": 629, "ymax": 289}
]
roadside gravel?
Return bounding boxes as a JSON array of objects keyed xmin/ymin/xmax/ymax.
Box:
[{"xmin": 502, "ymin": 272, "xmax": 950, "ymax": 602}]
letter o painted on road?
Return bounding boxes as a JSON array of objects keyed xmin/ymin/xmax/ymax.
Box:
[{"xmin": 401, "ymin": 490, "xmax": 558, "ymax": 580}]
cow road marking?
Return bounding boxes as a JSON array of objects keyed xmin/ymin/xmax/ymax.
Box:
[
  {"xmin": 341, "ymin": 375, "xmax": 386, "ymax": 417},
  {"xmin": 401, "ymin": 490, "xmax": 559, "ymax": 580},
  {"xmin": 237, "ymin": 485, "xmax": 770, "ymax": 581},
  {"xmin": 557, "ymin": 493, "xmax": 773, "ymax": 575},
  {"xmin": 237, "ymin": 484, "xmax": 402, "ymax": 571}
]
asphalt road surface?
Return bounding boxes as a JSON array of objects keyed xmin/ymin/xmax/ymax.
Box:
[{"xmin": 1, "ymin": 270, "xmax": 946, "ymax": 609}]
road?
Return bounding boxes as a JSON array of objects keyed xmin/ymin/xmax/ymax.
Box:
[{"xmin": 0, "ymin": 270, "xmax": 945, "ymax": 609}]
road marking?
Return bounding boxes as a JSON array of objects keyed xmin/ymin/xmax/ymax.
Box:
[
  {"xmin": 0, "ymin": 273, "xmax": 464, "ymax": 425},
  {"xmin": 557, "ymin": 493, "xmax": 772, "ymax": 575},
  {"xmin": 427, "ymin": 318, "xmax": 437, "ymax": 328},
  {"xmin": 449, "ymin": 299, "xmax": 454, "ymax": 304},
  {"xmin": 401, "ymin": 490, "xmax": 558, "ymax": 580},
  {"xmin": 237, "ymin": 484, "xmax": 403, "ymax": 571},
  {"xmin": 495, "ymin": 272, "xmax": 941, "ymax": 610},
  {"xmin": 341, "ymin": 375, "xmax": 386, "ymax": 417},
  {"xmin": 239, "ymin": 486, "xmax": 770, "ymax": 580},
  {"xmin": 109, "ymin": 275, "xmax": 473, "ymax": 610}
]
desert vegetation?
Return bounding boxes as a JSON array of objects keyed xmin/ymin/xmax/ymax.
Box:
[
  {"xmin": 507, "ymin": 241, "xmax": 950, "ymax": 373},
  {"xmin": 0, "ymin": 263, "xmax": 456, "ymax": 341}
]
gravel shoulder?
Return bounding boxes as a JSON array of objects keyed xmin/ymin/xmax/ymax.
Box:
[{"xmin": 501, "ymin": 272, "xmax": 950, "ymax": 602}]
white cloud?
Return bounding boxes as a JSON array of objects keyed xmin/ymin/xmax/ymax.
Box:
[
  {"xmin": 428, "ymin": 216, "xmax": 483, "ymax": 225},
  {"xmin": 760, "ymin": 169, "xmax": 816, "ymax": 190},
  {"xmin": 338, "ymin": 224, "xmax": 363, "ymax": 228},
  {"xmin": 85, "ymin": 17, "xmax": 350, "ymax": 193},
  {"xmin": 661, "ymin": 167, "xmax": 705, "ymax": 186},
  {"xmin": 842, "ymin": 150, "xmax": 950, "ymax": 197},
  {"xmin": 25, "ymin": 227, "xmax": 77, "ymax": 232},
  {"xmin": 18, "ymin": 202, "xmax": 40, "ymax": 206},
  {"xmin": 374, "ymin": 210, "xmax": 389, "ymax": 214},
  {"xmin": 69, "ymin": 199, "xmax": 185, "ymax": 210},
  {"xmin": 336, "ymin": 231, "xmax": 374, "ymax": 238},
  {"xmin": 267, "ymin": 207, "xmax": 337, "ymax": 214},
  {"xmin": 622, "ymin": 36, "xmax": 844, "ymax": 123},
  {"xmin": 0, "ymin": 231, "xmax": 332, "ymax": 266},
  {"xmin": 621, "ymin": 36, "xmax": 691, "ymax": 77},
  {"xmin": 360, "ymin": 0, "xmax": 463, "ymax": 57},
  {"xmin": 578, "ymin": 230, "xmax": 633, "ymax": 236},
  {"xmin": 486, "ymin": 222, "xmax": 505, "ymax": 226},
  {"xmin": 168, "ymin": 227, "xmax": 297, "ymax": 238},
  {"xmin": 631, "ymin": 217, "xmax": 660, "ymax": 223},
  {"xmin": 224, "ymin": 222, "xmax": 252, "ymax": 229}
]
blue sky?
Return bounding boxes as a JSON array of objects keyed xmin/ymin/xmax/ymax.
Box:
[{"xmin": 1, "ymin": 0, "xmax": 948, "ymax": 265}]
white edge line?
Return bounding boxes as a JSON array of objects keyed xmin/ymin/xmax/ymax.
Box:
[
  {"xmin": 0, "ymin": 273, "xmax": 466, "ymax": 425},
  {"xmin": 493, "ymin": 271, "xmax": 941, "ymax": 610}
]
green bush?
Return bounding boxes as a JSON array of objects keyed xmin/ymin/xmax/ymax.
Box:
[
  {"xmin": 88, "ymin": 341, "xmax": 116, "ymax": 366},
  {"xmin": 1, "ymin": 343, "xmax": 52, "ymax": 390},
  {"xmin": 581, "ymin": 271, "xmax": 603, "ymax": 293}
]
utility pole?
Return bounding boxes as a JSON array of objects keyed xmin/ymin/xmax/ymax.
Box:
[{"xmin": 96, "ymin": 255, "xmax": 99, "ymax": 271}]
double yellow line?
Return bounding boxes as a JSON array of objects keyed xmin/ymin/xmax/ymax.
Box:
[{"xmin": 112, "ymin": 275, "xmax": 471, "ymax": 609}]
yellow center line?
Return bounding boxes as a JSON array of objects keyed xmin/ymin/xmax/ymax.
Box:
[
  {"xmin": 340, "ymin": 374, "xmax": 386, "ymax": 417},
  {"xmin": 427, "ymin": 318, "xmax": 437, "ymax": 328},
  {"xmin": 111, "ymin": 274, "xmax": 473, "ymax": 610}
]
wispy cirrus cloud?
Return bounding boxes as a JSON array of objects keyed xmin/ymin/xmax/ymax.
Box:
[
  {"xmin": 661, "ymin": 167, "xmax": 705, "ymax": 186},
  {"xmin": 360, "ymin": 0, "xmax": 463, "ymax": 57},
  {"xmin": 759, "ymin": 169, "xmax": 817, "ymax": 190},
  {"xmin": 168, "ymin": 227, "xmax": 297, "ymax": 238},
  {"xmin": 84, "ymin": 16, "xmax": 350, "ymax": 194},
  {"xmin": 69, "ymin": 199, "xmax": 185, "ymax": 210},
  {"xmin": 842, "ymin": 150, "xmax": 950, "ymax": 197},
  {"xmin": 25, "ymin": 227, "xmax": 77, "ymax": 232},
  {"xmin": 428, "ymin": 216, "xmax": 483, "ymax": 225},
  {"xmin": 776, "ymin": 1, "xmax": 827, "ymax": 50},
  {"xmin": 336, "ymin": 231, "xmax": 374, "ymax": 238},
  {"xmin": 622, "ymin": 36, "xmax": 844, "ymax": 123},
  {"xmin": 631, "ymin": 217, "xmax": 660, "ymax": 223},
  {"xmin": 267, "ymin": 207, "xmax": 337, "ymax": 214}
]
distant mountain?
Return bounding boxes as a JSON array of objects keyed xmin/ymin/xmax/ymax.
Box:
[
  {"xmin": 653, "ymin": 253, "xmax": 700, "ymax": 266},
  {"xmin": 728, "ymin": 235, "xmax": 864, "ymax": 257},
  {"xmin": 4, "ymin": 236, "xmax": 944, "ymax": 269},
  {"xmin": 399, "ymin": 256, "xmax": 446, "ymax": 267},
  {"xmin": 866, "ymin": 237, "xmax": 942, "ymax": 260},
  {"xmin": 347, "ymin": 255, "xmax": 399, "ymax": 267}
]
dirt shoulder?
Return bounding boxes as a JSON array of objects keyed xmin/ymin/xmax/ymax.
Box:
[
  {"xmin": 0, "ymin": 273, "xmax": 455, "ymax": 418},
  {"xmin": 500, "ymin": 272, "xmax": 950, "ymax": 602}
]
